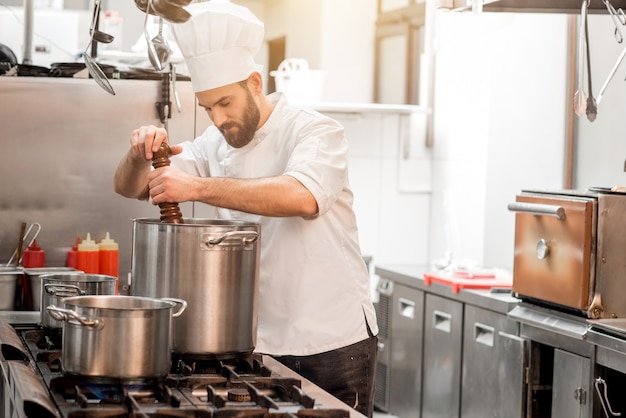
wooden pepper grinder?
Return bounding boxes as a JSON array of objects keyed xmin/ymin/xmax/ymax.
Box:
[{"xmin": 151, "ymin": 142, "xmax": 184, "ymax": 224}]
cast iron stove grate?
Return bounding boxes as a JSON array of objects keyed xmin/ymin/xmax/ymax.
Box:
[{"xmin": 12, "ymin": 327, "xmax": 353, "ymax": 418}]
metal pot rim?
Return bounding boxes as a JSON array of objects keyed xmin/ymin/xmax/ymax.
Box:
[
  {"xmin": 40, "ymin": 273, "xmax": 117, "ymax": 283},
  {"xmin": 133, "ymin": 217, "xmax": 260, "ymax": 228},
  {"xmin": 61, "ymin": 295, "xmax": 179, "ymax": 311}
]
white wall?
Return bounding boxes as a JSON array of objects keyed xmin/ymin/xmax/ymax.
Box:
[
  {"xmin": 429, "ymin": 11, "xmax": 568, "ymax": 271},
  {"xmin": 258, "ymin": 0, "xmax": 377, "ymax": 103},
  {"xmin": 575, "ymin": 14, "xmax": 626, "ymax": 189},
  {"xmin": 319, "ymin": 0, "xmax": 377, "ymax": 102}
]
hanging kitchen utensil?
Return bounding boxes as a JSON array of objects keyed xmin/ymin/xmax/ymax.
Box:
[
  {"xmin": 151, "ymin": 17, "xmax": 172, "ymax": 69},
  {"xmin": 83, "ymin": 52, "xmax": 115, "ymax": 95},
  {"xmin": 603, "ymin": 0, "xmax": 625, "ymax": 44},
  {"xmin": 574, "ymin": 0, "xmax": 588, "ymax": 117},
  {"xmin": 171, "ymin": 63, "xmax": 182, "ymax": 112},
  {"xmin": 596, "ymin": 41, "xmax": 626, "ymax": 105},
  {"xmin": 83, "ymin": 0, "xmax": 115, "ymax": 95},
  {"xmin": 144, "ymin": 0, "xmax": 164, "ymax": 71},
  {"xmin": 6, "ymin": 222, "xmax": 41, "ymax": 267},
  {"xmin": 89, "ymin": 0, "xmax": 114, "ymax": 45},
  {"xmin": 585, "ymin": 9, "xmax": 597, "ymax": 121},
  {"xmin": 156, "ymin": 71, "xmax": 172, "ymax": 130},
  {"xmin": 135, "ymin": 0, "xmax": 192, "ymax": 23}
]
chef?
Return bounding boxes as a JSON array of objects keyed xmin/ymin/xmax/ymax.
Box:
[{"xmin": 113, "ymin": 1, "xmax": 378, "ymax": 416}]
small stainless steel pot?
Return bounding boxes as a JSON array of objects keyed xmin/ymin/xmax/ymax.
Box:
[
  {"xmin": 0, "ymin": 267, "xmax": 21, "ymax": 310},
  {"xmin": 40, "ymin": 273, "xmax": 117, "ymax": 329},
  {"xmin": 24, "ymin": 267, "xmax": 82, "ymax": 312},
  {"xmin": 47, "ymin": 295, "xmax": 186, "ymax": 380}
]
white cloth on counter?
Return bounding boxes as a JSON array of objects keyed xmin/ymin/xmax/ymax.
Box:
[{"xmin": 171, "ymin": 92, "xmax": 378, "ymax": 356}]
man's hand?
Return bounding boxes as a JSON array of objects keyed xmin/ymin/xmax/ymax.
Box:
[{"xmin": 129, "ymin": 125, "xmax": 183, "ymax": 162}]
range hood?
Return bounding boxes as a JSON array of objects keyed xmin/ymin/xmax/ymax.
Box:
[{"xmin": 439, "ymin": 0, "xmax": 626, "ymax": 14}]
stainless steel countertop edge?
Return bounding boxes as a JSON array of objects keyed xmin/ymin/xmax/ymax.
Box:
[{"xmin": 374, "ymin": 264, "xmax": 520, "ymax": 314}]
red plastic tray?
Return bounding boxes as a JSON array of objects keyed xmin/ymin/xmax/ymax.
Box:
[{"xmin": 423, "ymin": 271, "xmax": 512, "ymax": 294}]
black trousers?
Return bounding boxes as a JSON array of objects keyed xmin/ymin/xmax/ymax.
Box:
[{"xmin": 273, "ymin": 335, "xmax": 378, "ymax": 418}]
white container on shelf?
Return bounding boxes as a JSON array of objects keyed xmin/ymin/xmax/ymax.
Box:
[{"xmin": 270, "ymin": 58, "xmax": 327, "ymax": 102}]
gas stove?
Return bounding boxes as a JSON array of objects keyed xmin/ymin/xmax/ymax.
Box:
[{"xmin": 0, "ymin": 315, "xmax": 360, "ymax": 418}]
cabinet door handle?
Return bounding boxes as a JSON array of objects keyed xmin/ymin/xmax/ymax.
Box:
[
  {"xmin": 595, "ymin": 377, "xmax": 621, "ymax": 416},
  {"xmin": 507, "ymin": 202, "xmax": 565, "ymax": 220},
  {"xmin": 398, "ymin": 298, "xmax": 415, "ymax": 319},
  {"xmin": 474, "ymin": 322, "xmax": 495, "ymax": 347},
  {"xmin": 433, "ymin": 310, "xmax": 452, "ymax": 333}
]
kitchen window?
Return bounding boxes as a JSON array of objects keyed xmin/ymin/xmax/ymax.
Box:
[{"xmin": 375, "ymin": 0, "xmax": 426, "ymax": 104}]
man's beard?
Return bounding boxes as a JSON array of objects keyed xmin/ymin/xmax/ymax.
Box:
[{"xmin": 219, "ymin": 90, "xmax": 261, "ymax": 148}]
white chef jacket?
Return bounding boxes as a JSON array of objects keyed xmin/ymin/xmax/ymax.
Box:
[{"xmin": 172, "ymin": 92, "xmax": 378, "ymax": 356}]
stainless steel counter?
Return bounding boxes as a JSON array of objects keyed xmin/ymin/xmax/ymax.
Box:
[
  {"xmin": 374, "ymin": 264, "xmax": 520, "ymax": 314},
  {"xmin": 0, "ymin": 311, "xmax": 39, "ymax": 325}
]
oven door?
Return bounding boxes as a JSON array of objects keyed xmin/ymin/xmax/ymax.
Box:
[{"xmin": 508, "ymin": 191, "xmax": 597, "ymax": 313}]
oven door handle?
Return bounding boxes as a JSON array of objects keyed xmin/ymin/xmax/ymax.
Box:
[{"xmin": 507, "ymin": 202, "xmax": 565, "ymax": 220}]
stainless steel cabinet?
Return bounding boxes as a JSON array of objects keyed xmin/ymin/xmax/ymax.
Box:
[
  {"xmin": 551, "ymin": 349, "xmax": 591, "ymax": 418},
  {"xmin": 461, "ymin": 305, "xmax": 526, "ymax": 418},
  {"xmin": 374, "ymin": 279, "xmax": 425, "ymax": 418},
  {"xmin": 374, "ymin": 266, "xmax": 521, "ymax": 418},
  {"xmin": 421, "ymin": 294, "xmax": 463, "ymax": 418}
]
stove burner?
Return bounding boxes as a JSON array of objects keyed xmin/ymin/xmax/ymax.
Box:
[
  {"xmin": 50, "ymin": 376, "xmax": 167, "ymax": 404},
  {"xmin": 228, "ymin": 388, "xmax": 251, "ymax": 402},
  {"xmin": 29, "ymin": 328, "xmax": 62, "ymax": 349},
  {"xmin": 8, "ymin": 327, "xmax": 354, "ymax": 418}
]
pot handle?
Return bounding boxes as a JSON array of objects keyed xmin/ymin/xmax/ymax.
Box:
[
  {"xmin": 46, "ymin": 305, "xmax": 101, "ymax": 328},
  {"xmin": 205, "ymin": 231, "xmax": 259, "ymax": 246},
  {"xmin": 162, "ymin": 297, "xmax": 187, "ymax": 317},
  {"xmin": 44, "ymin": 283, "xmax": 85, "ymax": 296}
]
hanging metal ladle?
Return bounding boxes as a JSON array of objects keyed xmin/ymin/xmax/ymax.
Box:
[
  {"xmin": 144, "ymin": 0, "xmax": 171, "ymax": 71},
  {"xmin": 82, "ymin": 0, "xmax": 115, "ymax": 95},
  {"xmin": 152, "ymin": 17, "xmax": 172, "ymax": 70}
]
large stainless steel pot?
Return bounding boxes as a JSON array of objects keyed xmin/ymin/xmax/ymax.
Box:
[
  {"xmin": 40, "ymin": 273, "xmax": 117, "ymax": 329},
  {"xmin": 47, "ymin": 295, "xmax": 186, "ymax": 380},
  {"xmin": 131, "ymin": 218, "xmax": 260, "ymax": 358}
]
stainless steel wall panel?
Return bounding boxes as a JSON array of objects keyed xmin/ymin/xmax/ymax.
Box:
[{"xmin": 0, "ymin": 77, "xmax": 198, "ymax": 284}]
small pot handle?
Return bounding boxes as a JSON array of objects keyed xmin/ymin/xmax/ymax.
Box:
[
  {"xmin": 162, "ymin": 297, "xmax": 187, "ymax": 317},
  {"xmin": 206, "ymin": 231, "xmax": 259, "ymax": 246},
  {"xmin": 46, "ymin": 305, "xmax": 101, "ymax": 328},
  {"xmin": 44, "ymin": 283, "xmax": 85, "ymax": 296}
]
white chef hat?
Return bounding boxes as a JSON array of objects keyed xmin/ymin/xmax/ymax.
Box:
[{"xmin": 172, "ymin": 0, "xmax": 264, "ymax": 93}]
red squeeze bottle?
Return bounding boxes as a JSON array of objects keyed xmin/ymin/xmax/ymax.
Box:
[
  {"xmin": 77, "ymin": 233, "xmax": 99, "ymax": 274},
  {"xmin": 66, "ymin": 237, "xmax": 81, "ymax": 268},
  {"xmin": 98, "ymin": 232, "xmax": 119, "ymax": 294},
  {"xmin": 23, "ymin": 239, "xmax": 45, "ymax": 268}
]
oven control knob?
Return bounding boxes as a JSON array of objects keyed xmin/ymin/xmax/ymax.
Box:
[{"xmin": 536, "ymin": 239, "xmax": 550, "ymax": 260}]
